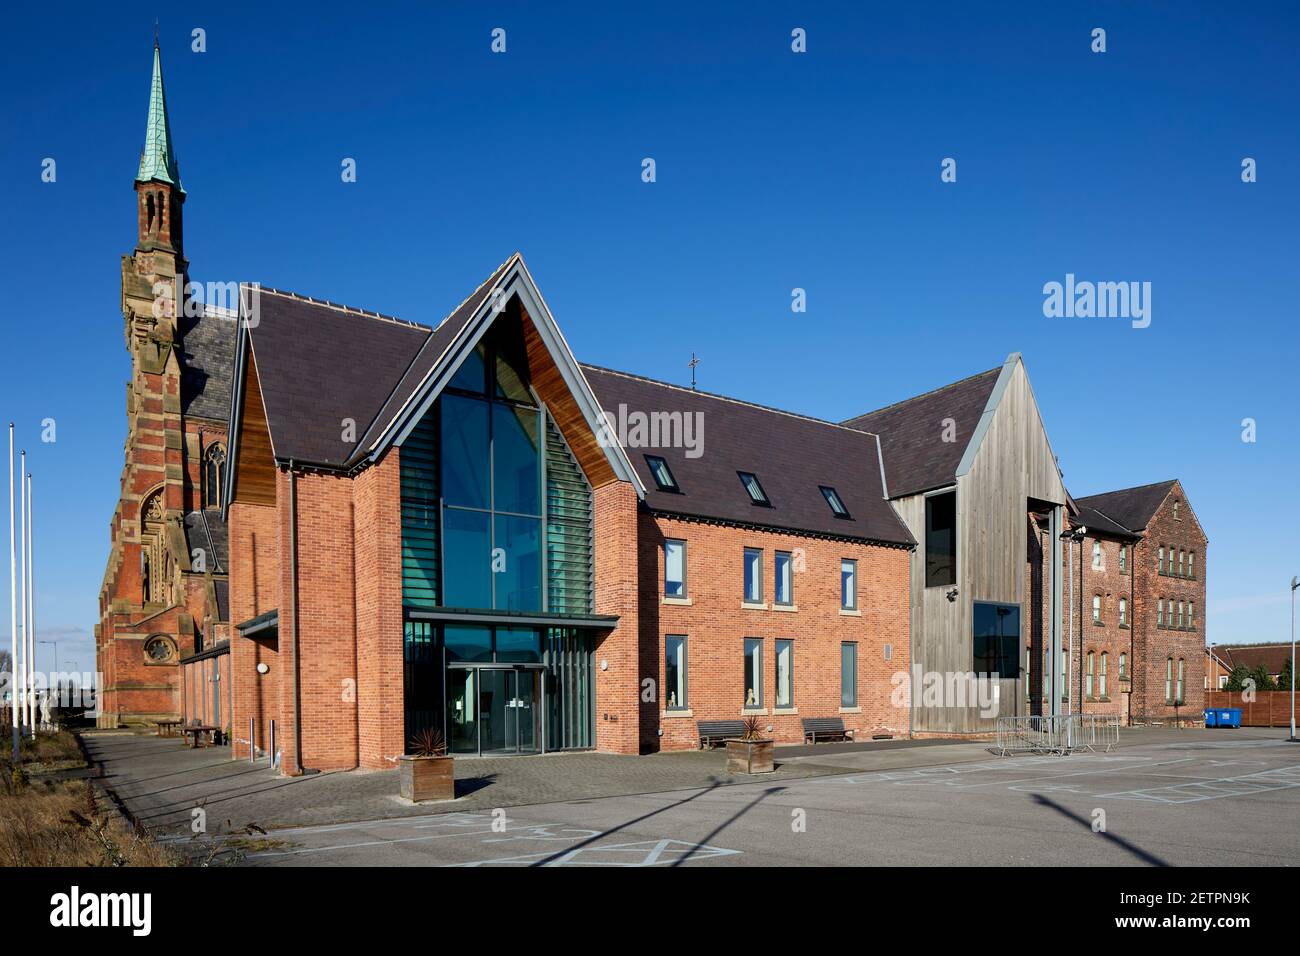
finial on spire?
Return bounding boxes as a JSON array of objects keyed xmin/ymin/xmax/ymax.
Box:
[{"xmin": 688, "ymin": 352, "xmax": 700, "ymax": 390}]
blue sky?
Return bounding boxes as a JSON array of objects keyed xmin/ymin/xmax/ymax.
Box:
[{"xmin": 1, "ymin": 1, "xmax": 1297, "ymax": 674}]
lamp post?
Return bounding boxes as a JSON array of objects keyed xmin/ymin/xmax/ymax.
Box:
[{"xmin": 1290, "ymin": 576, "xmax": 1298, "ymax": 742}]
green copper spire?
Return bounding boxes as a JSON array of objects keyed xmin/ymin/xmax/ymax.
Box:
[{"xmin": 135, "ymin": 42, "xmax": 183, "ymax": 193}]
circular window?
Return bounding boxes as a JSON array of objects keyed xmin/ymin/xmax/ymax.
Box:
[{"xmin": 144, "ymin": 636, "xmax": 176, "ymax": 663}]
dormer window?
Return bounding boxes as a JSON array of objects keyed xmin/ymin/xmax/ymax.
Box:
[
  {"xmin": 738, "ymin": 472, "xmax": 770, "ymax": 507},
  {"xmin": 820, "ymin": 486, "xmax": 849, "ymax": 518},
  {"xmin": 645, "ymin": 455, "xmax": 679, "ymax": 493}
]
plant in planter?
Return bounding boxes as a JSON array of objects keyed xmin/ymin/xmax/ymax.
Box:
[
  {"xmin": 725, "ymin": 716, "xmax": 775, "ymax": 774},
  {"xmin": 399, "ymin": 728, "xmax": 456, "ymax": 802}
]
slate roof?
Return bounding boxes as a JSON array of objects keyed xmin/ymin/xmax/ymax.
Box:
[
  {"xmin": 212, "ymin": 579, "xmax": 229, "ymax": 623},
  {"xmin": 183, "ymin": 509, "xmax": 228, "ymax": 573},
  {"xmin": 581, "ymin": 365, "xmax": 914, "ymax": 545},
  {"xmin": 179, "ymin": 307, "xmax": 237, "ymax": 422},
  {"xmin": 1073, "ymin": 480, "xmax": 1176, "ymax": 534},
  {"xmin": 1072, "ymin": 504, "xmax": 1140, "ymax": 540},
  {"xmin": 246, "ymin": 290, "xmax": 431, "ymax": 467},
  {"xmin": 842, "ymin": 367, "xmax": 1001, "ymax": 498}
]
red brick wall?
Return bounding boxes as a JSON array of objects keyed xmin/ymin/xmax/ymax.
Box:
[
  {"xmin": 640, "ymin": 514, "xmax": 910, "ymax": 750},
  {"xmin": 592, "ymin": 480, "xmax": 643, "ymax": 754},
  {"xmin": 1130, "ymin": 482, "xmax": 1207, "ymax": 724},
  {"xmin": 227, "ymin": 499, "xmax": 281, "ymax": 760},
  {"xmin": 1075, "ymin": 534, "xmax": 1132, "ymax": 721}
]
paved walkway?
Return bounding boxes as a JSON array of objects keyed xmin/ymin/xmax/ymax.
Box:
[{"xmin": 83, "ymin": 725, "xmax": 1276, "ymax": 846}]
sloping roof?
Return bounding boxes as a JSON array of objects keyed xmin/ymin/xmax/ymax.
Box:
[
  {"xmin": 354, "ymin": 256, "xmax": 516, "ymax": 457},
  {"xmin": 212, "ymin": 578, "xmax": 230, "ymax": 623},
  {"xmin": 1072, "ymin": 503, "xmax": 1140, "ymax": 540},
  {"xmin": 245, "ymin": 290, "xmax": 431, "ymax": 466},
  {"xmin": 842, "ymin": 367, "xmax": 1001, "ymax": 498},
  {"xmin": 179, "ymin": 307, "xmax": 237, "ymax": 421},
  {"xmin": 1074, "ymin": 480, "xmax": 1176, "ymax": 534},
  {"xmin": 183, "ymin": 509, "xmax": 228, "ymax": 573},
  {"xmin": 1215, "ymin": 643, "xmax": 1294, "ymax": 677},
  {"xmin": 582, "ymin": 365, "xmax": 913, "ymax": 545}
]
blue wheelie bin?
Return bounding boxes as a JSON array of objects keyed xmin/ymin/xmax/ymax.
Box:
[
  {"xmin": 1204, "ymin": 708, "xmax": 1218, "ymax": 727},
  {"xmin": 1218, "ymin": 708, "xmax": 1242, "ymax": 728}
]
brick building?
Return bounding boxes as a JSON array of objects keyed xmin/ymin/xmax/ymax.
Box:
[
  {"xmin": 98, "ymin": 42, "xmax": 1209, "ymax": 753},
  {"xmin": 96, "ymin": 43, "xmax": 233, "ymax": 728}
]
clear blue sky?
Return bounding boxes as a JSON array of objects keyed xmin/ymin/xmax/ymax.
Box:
[{"xmin": 2, "ymin": 1, "xmax": 1297, "ymax": 675}]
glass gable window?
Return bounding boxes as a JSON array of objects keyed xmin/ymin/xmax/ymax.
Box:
[
  {"xmin": 665, "ymin": 636, "xmax": 688, "ymax": 709},
  {"xmin": 743, "ymin": 638, "xmax": 763, "ymax": 708},
  {"xmin": 439, "ymin": 322, "xmax": 543, "ymax": 612},
  {"xmin": 841, "ymin": 642, "xmax": 858, "ymax": 707},
  {"xmin": 738, "ymin": 471, "xmax": 770, "ymax": 506},
  {"xmin": 841, "ymin": 559, "xmax": 857, "ymax": 610},
  {"xmin": 774, "ymin": 551, "xmax": 793, "ymax": 605},
  {"xmin": 664, "ymin": 539, "xmax": 686, "ymax": 597},
  {"xmin": 646, "ymin": 455, "xmax": 679, "ymax": 492},
  {"xmin": 925, "ymin": 491, "xmax": 956, "ymax": 587},
  {"xmin": 973, "ymin": 601, "xmax": 1021, "ymax": 678},
  {"xmin": 775, "ymin": 639, "xmax": 793, "ymax": 708},
  {"xmin": 821, "ymin": 486, "xmax": 849, "ymax": 517},
  {"xmin": 743, "ymin": 548, "xmax": 763, "ymax": 603}
]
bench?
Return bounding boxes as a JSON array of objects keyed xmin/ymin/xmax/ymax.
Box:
[
  {"xmin": 156, "ymin": 719, "xmax": 181, "ymax": 738},
  {"xmin": 801, "ymin": 717, "xmax": 855, "ymax": 745},
  {"xmin": 698, "ymin": 720, "xmax": 748, "ymax": 750},
  {"xmin": 182, "ymin": 725, "xmax": 220, "ymax": 749}
]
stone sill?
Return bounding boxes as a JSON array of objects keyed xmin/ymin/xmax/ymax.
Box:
[
  {"xmin": 770, "ymin": 604, "xmax": 799, "ymax": 613},
  {"xmin": 661, "ymin": 709, "xmax": 693, "ymax": 719},
  {"xmin": 773, "ymin": 707, "xmax": 798, "ymax": 716},
  {"xmin": 838, "ymin": 706, "xmax": 862, "ymax": 714},
  {"xmin": 741, "ymin": 601, "xmax": 768, "ymax": 611},
  {"xmin": 741, "ymin": 708, "xmax": 770, "ymax": 716},
  {"xmin": 839, "ymin": 608, "xmax": 862, "ymax": 617},
  {"xmin": 661, "ymin": 596, "xmax": 693, "ymax": 606}
]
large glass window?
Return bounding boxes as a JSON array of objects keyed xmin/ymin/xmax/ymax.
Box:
[
  {"xmin": 444, "ymin": 625, "xmax": 493, "ymax": 662},
  {"xmin": 440, "ymin": 331, "xmax": 542, "ymax": 611},
  {"xmin": 925, "ymin": 491, "xmax": 956, "ymax": 587},
  {"xmin": 841, "ymin": 559, "xmax": 857, "ymax": 610},
  {"xmin": 743, "ymin": 638, "xmax": 763, "ymax": 708},
  {"xmin": 665, "ymin": 539, "xmax": 686, "ymax": 597},
  {"xmin": 665, "ymin": 636, "xmax": 687, "ymax": 709},
  {"xmin": 775, "ymin": 639, "xmax": 793, "ymax": 708},
  {"xmin": 973, "ymin": 601, "xmax": 1021, "ymax": 678},
  {"xmin": 774, "ymin": 551, "xmax": 793, "ymax": 605},
  {"xmin": 743, "ymin": 548, "xmax": 763, "ymax": 603},
  {"xmin": 841, "ymin": 642, "xmax": 858, "ymax": 707},
  {"xmin": 495, "ymin": 626, "xmax": 542, "ymax": 663}
]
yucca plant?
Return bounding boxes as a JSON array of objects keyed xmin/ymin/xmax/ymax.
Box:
[
  {"xmin": 407, "ymin": 727, "xmax": 447, "ymax": 758},
  {"xmin": 741, "ymin": 715, "xmax": 763, "ymax": 740}
]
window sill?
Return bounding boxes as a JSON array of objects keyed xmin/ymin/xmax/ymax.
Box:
[
  {"xmin": 1098, "ymin": 697, "xmax": 1111, "ymax": 703},
  {"xmin": 773, "ymin": 707, "xmax": 798, "ymax": 716},
  {"xmin": 838, "ymin": 706, "xmax": 861, "ymax": 714},
  {"xmin": 839, "ymin": 608, "xmax": 862, "ymax": 617},
  {"xmin": 740, "ymin": 601, "xmax": 768, "ymax": 611},
  {"xmin": 771, "ymin": 603, "xmax": 799, "ymax": 613},
  {"xmin": 661, "ymin": 709, "xmax": 693, "ymax": 719},
  {"xmin": 1092, "ymin": 621, "xmax": 1104, "ymax": 627},
  {"xmin": 741, "ymin": 707, "xmax": 769, "ymax": 716},
  {"xmin": 1119, "ymin": 624, "xmax": 1129, "ymax": 630},
  {"xmin": 661, "ymin": 596, "xmax": 693, "ymax": 606}
]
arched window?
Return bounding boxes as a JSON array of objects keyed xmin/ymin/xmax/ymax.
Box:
[
  {"xmin": 203, "ymin": 443, "xmax": 226, "ymax": 509},
  {"xmin": 1092, "ymin": 594, "xmax": 1102, "ymax": 624},
  {"xmin": 1119, "ymin": 652, "xmax": 1127, "ymax": 679},
  {"xmin": 1119, "ymin": 597, "xmax": 1127, "ymax": 626},
  {"xmin": 1099, "ymin": 653, "xmax": 1108, "ymax": 698},
  {"xmin": 1165, "ymin": 658, "xmax": 1174, "ymax": 702},
  {"xmin": 1086, "ymin": 651, "xmax": 1095, "ymax": 699},
  {"xmin": 140, "ymin": 487, "xmax": 165, "ymax": 605},
  {"xmin": 1091, "ymin": 541, "xmax": 1102, "ymax": 570},
  {"xmin": 1176, "ymin": 658, "xmax": 1186, "ymax": 703}
]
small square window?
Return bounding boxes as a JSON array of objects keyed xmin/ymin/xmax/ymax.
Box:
[
  {"xmin": 820, "ymin": 485, "xmax": 850, "ymax": 518},
  {"xmin": 738, "ymin": 471, "xmax": 770, "ymax": 506},
  {"xmin": 645, "ymin": 455, "xmax": 679, "ymax": 493}
]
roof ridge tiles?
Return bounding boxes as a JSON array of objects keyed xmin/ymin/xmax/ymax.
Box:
[
  {"xmin": 256, "ymin": 286, "xmax": 429, "ymax": 330},
  {"xmin": 579, "ymin": 363, "xmax": 877, "ymax": 437},
  {"xmin": 1075, "ymin": 478, "xmax": 1178, "ymax": 501}
]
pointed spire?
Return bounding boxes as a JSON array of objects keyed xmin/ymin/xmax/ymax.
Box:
[{"xmin": 136, "ymin": 41, "xmax": 184, "ymax": 193}]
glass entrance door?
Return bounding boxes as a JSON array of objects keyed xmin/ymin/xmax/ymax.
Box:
[{"xmin": 450, "ymin": 667, "xmax": 541, "ymax": 755}]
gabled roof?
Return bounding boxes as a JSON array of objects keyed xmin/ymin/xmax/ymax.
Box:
[
  {"xmin": 1074, "ymin": 480, "xmax": 1177, "ymax": 534},
  {"xmin": 842, "ymin": 366, "xmax": 1001, "ymax": 498},
  {"xmin": 582, "ymin": 366, "xmax": 913, "ymax": 545},
  {"xmin": 136, "ymin": 43, "xmax": 182, "ymax": 192},
  {"xmin": 1214, "ymin": 643, "xmax": 1293, "ymax": 676},
  {"xmin": 241, "ymin": 289, "xmax": 430, "ymax": 467},
  {"xmin": 179, "ymin": 306, "xmax": 237, "ymax": 422},
  {"xmin": 1072, "ymin": 503, "xmax": 1141, "ymax": 540}
]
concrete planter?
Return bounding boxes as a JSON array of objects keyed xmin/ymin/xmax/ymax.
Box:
[
  {"xmin": 399, "ymin": 754, "xmax": 455, "ymax": 802},
  {"xmin": 726, "ymin": 738, "xmax": 775, "ymax": 774}
]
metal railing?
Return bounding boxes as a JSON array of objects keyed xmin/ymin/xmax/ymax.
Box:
[{"xmin": 995, "ymin": 714, "xmax": 1119, "ymax": 755}]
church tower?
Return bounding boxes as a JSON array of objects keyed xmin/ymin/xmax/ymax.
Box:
[{"xmin": 98, "ymin": 41, "xmax": 233, "ymax": 728}]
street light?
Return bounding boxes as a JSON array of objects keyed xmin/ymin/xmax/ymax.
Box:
[{"xmin": 1290, "ymin": 576, "xmax": 1298, "ymax": 743}]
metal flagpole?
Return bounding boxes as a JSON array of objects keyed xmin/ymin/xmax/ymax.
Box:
[
  {"xmin": 17, "ymin": 449, "xmax": 26, "ymax": 737},
  {"xmin": 25, "ymin": 472, "xmax": 34, "ymax": 737},
  {"xmin": 8, "ymin": 426, "xmax": 17, "ymax": 759}
]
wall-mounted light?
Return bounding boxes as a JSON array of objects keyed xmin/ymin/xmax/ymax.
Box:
[{"xmin": 256, "ymin": 662, "xmax": 269, "ymax": 675}]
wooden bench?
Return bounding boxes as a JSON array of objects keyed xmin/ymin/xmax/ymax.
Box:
[
  {"xmin": 698, "ymin": 720, "xmax": 748, "ymax": 750},
  {"xmin": 156, "ymin": 719, "xmax": 181, "ymax": 738},
  {"xmin": 182, "ymin": 725, "xmax": 220, "ymax": 749},
  {"xmin": 801, "ymin": 717, "xmax": 855, "ymax": 744}
]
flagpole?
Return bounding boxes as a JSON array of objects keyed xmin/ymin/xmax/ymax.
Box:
[
  {"xmin": 17, "ymin": 449, "xmax": 26, "ymax": 737},
  {"xmin": 8, "ymin": 426, "xmax": 17, "ymax": 759},
  {"xmin": 25, "ymin": 472, "xmax": 34, "ymax": 737}
]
